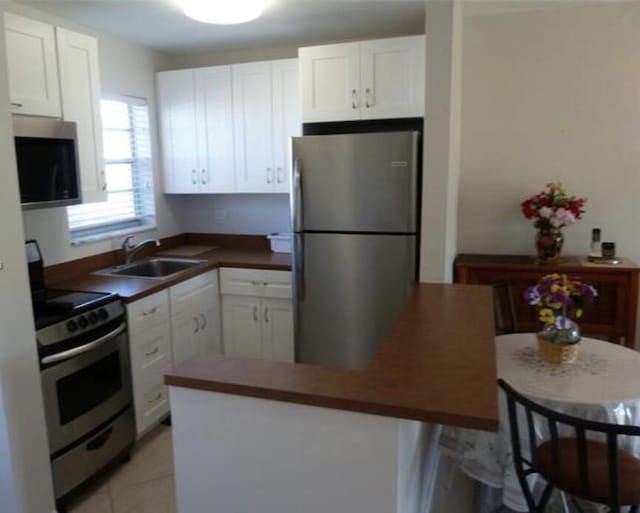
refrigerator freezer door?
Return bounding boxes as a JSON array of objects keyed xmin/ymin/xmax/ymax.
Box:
[
  {"xmin": 294, "ymin": 232, "xmax": 416, "ymax": 369},
  {"xmin": 292, "ymin": 132, "xmax": 418, "ymax": 233}
]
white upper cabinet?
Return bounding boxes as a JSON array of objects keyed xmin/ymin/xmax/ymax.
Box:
[
  {"xmin": 196, "ymin": 66, "xmax": 235, "ymax": 193},
  {"xmin": 359, "ymin": 36, "xmax": 425, "ymax": 119},
  {"xmin": 299, "ymin": 42, "xmax": 360, "ymax": 123},
  {"xmin": 56, "ymin": 28, "xmax": 107, "ymax": 203},
  {"xmin": 299, "ymin": 35, "xmax": 425, "ymax": 123},
  {"xmin": 3, "ymin": 12, "xmax": 61, "ymax": 118},
  {"xmin": 233, "ymin": 61, "xmax": 274, "ymax": 193},
  {"xmin": 158, "ymin": 65, "xmax": 236, "ymax": 194},
  {"xmin": 157, "ymin": 69, "xmax": 199, "ymax": 194},
  {"xmin": 158, "ymin": 59, "xmax": 301, "ymax": 195},
  {"xmin": 271, "ymin": 59, "xmax": 300, "ymax": 193},
  {"xmin": 233, "ymin": 59, "xmax": 301, "ymax": 194}
]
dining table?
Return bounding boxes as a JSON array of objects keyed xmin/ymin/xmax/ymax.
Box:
[{"xmin": 440, "ymin": 333, "xmax": 640, "ymax": 512}]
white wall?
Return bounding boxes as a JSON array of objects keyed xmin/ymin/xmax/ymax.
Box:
[
  {"xmin": 160, "ymin": 43, "xmax": 298, "ymax": 70},
  {"xmin": 0, "ymin": 12, "xmax": 56, "ymax": 513},
  {"xmin": 420, "ymin": 0, "xmax": 463, "ymax": 283},
  {"xmin": 458, "ymin": 1, "xmax": 640, "ymax": 260},
  {"xmin": 180, "ymin": 194, "xmax": 290, "ymax": 235},
  {"xmin": 5, "ymin": 2, "xmax": 185, "ymax": 266}
]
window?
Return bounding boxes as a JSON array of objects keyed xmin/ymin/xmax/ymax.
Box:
[{"xmin": 67, "ymin": 97, "xmax": 156, "ymax": 243}]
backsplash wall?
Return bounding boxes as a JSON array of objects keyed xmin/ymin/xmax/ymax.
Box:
[{"xmin": 180, "ymin": 194, "xmax": 291, "ymax": 235}]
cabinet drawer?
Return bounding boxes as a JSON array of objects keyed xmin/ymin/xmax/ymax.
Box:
[
  {"xmin": 170, "ymin": 269, "xmax": 219, "ymax": 317},
  {"xmin": 126, "ymin": 290, "xmax": 170, "ymax": 334},
  {"xmin": 135, "ymin": 383, "xmax": 170, "ymax": 436},
  {"xmin": 130, "ymin": 321, "xmax": 172, "ymax": 369},
  {"xmin": 220, "ymin": 268, "xmax": 292, "ymax": 299}
]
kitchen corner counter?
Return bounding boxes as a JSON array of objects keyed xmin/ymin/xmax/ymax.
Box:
[
  {"xmin": 166, "ymin": 283, "xmax": 498, "ymax": 431},
  {"xmin": 48, "ymin": 246, "xmax": 291, "ymax": 303}
]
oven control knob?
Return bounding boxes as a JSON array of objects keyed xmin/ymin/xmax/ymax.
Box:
[
  {"xmin": 88, "ymin": 312, "xmax": 99, "ymax": 324},
  {"xmin": 98, "ymin": 308, "xmax": 109, "ymax": 321},
  {"xmin": 66, "ymin": 320, "xmax": 78, "ymax": 333},
  {"xmin": 77, "ymin": 316, "xmax": 88, "ymax": 329}
]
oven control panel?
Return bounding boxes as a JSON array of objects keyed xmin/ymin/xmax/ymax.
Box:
[{"xmin": 37, "ymin": 301, "xmax": 125, "ymax": 347}]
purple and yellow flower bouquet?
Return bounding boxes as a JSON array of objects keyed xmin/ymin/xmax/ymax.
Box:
[{"xmin": 524, "ymin": 273, "xmax": 597, "ymax": 344}]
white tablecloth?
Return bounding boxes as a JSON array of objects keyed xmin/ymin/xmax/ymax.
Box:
[{"xmin": 441, "ymin": 334, "xmax": 640, "ymax": 512}]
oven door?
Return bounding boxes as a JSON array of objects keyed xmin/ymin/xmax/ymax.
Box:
[{"xmin": 41, "ymin": 321, "xmax": 132, "ymax": 454}]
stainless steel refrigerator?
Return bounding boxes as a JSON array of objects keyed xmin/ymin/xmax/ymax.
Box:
[{"xmin": 291, "ymin": 131, "xmax": 419, "ymax": 369}]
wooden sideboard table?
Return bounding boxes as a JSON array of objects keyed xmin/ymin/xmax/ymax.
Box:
[{"xmin": 455, "ymin": 254, "xmax": 640, "ymax": 348}]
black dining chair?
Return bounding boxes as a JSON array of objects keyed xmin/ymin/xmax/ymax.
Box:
[
  {"xmin": 498, "ymin": 379, "xmax": 640, "ymax": 513},
  {"xmin": 493, "ymin": 283, "xmax": 518, "ymax": 335}
]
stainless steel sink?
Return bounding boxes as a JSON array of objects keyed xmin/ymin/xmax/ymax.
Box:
[{"xmin": 95, "ymin": 258, "xmax": 207, "ymax": 280}]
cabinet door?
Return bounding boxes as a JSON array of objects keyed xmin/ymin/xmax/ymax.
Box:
[
  {"xmin": 271, "ymin": 59, "xmax": 301, "ymax": 193},
  {"xmin": 3, "ymin": 13, "xmax": 61, "ymax": 117},
  {"xmin": 360, "ymin": 36, "xmax": 425, "ymax": 120},
  {"xmin": 171, "ymin": 310, "xmax": 200, "ymax": 368},
  {"xmin": 232, "ymin": 62, "xmax": 274, "ymax": 193},
  {"xmin": 222, "ymin": 295, "xmax": 263, "ymax": 358},
  {"xmin": 56, "ymin": 28, "xmax": 107, "ymax": 203},
  {"xmin": 261, "ymin": 298, "xmax": 294, "ymax": 362},
  {"xmin": 195, "ymin": 66, "xmax": 235, "ymax": 193},
  {"xmin": 196, "ymin": 306, "xmax": 223, "ymax": 356},
  {"xmin": 157, "ymin": 70, "xmax": 199, "ymax": 194},
  {"xmin": 299, "ymin": 42, "xmax": 360, "ymax": 123}
]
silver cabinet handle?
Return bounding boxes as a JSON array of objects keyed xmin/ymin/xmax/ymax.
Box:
[
  {"xmin": 100, "ymin": 169, "xmax": 107, "ymax": 191},
  {"xmin": 201, "ymin": 169, "xmax": 207, "ymax": 184},
  {"xmin": 191, "ymin": 169, "xmax": 197, "ymax": 185},
  {"xmin": 194, "ymin": 316, "xmax": 200, "ymax": 333},
  {"xmin": 365, "ymin": 88, "xmax": 373, "ymax": 108},
  {"xmin": 264, "ymin": 306, "xmax": 269, "ymax": 323},
  {"xmin": 276, "ymin": 167, "xmax": 284, "ymax": 184},
  {"xmin": 351, "ymin": 89, "xmax": 359, "ymax": 109},
  {"xmin": 147, "ymin": 392, "xmax": 163, "ymax": 404},
  {"xmin": 10, "ymin": 102, "xmax": 22, "ymax": 107},
  {"xmin": 253, "ymin": 306, "xmax": 258, "ymax": 322},
  {"xmin": 142, "ymin": 307, "xmax": 159, "ymax": 317},
  {"xmin": 266, "ymin": 168, "xmax": 274, "ymax": 184},
  {"xmin": 145, "ymin": 346, "xmax": 160, "ymax": 357},
  {"xmin": 200, "ymin": 313, "xmax": 207, "ymax": 330},
  {"xmin": 41, "ymin": 323, "xmax": 126, "ymax": 365}
]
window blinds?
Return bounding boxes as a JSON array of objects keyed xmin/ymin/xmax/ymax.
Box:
[{"xmin": 67, "ymin": 97, "xmax": 156, "ymax": 242}]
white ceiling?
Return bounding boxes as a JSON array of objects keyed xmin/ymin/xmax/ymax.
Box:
[{"xmin": 16, "ymin": 0, "xmax": 427, "ymax": 56}]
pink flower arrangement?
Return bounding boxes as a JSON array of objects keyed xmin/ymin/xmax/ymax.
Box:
[{"xmin": 521, "ymin": 183, "xmax": 587, "ymax": 231}]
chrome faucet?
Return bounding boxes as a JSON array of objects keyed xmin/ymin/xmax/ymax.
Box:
[{"xmin": 121, "ymin": 235, "xmax": 160, "ymax": 265}]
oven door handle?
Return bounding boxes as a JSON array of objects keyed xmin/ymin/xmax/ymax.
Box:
[{"xmin": 41, "ymin": 323, "xmax": 126, "ymax": 365}]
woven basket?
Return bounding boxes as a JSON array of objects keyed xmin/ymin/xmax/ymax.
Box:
[{"xmin": 537, "ymin": 336, "xmax": 581, "ymax": 364}]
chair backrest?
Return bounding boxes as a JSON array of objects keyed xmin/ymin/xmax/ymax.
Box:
[
  {"xmin": 493, "ymin": 283, "xmax": 518, "ymax": 335},
  {"xmin": 498, "ymin": 379, "xmax": 640, "ymax": 510}
]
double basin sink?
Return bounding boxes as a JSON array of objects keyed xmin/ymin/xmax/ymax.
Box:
[{"xmin": 95, "ymin": 258, "xmax": 208, "ymax": 280}]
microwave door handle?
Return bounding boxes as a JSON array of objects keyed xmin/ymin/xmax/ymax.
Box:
[{"xmin": 41, "ymin": 323, "xmax": 126, "ymax": 365}]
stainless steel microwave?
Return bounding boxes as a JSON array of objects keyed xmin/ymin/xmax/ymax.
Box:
[{"xmin": 13, "ymin": 117, "xmax": 82, "ymax": 210}]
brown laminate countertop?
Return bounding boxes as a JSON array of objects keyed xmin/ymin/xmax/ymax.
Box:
[
  {"xmin": 165, "ymin": 283, "xmax": 498, "ymax": 431},
  {"xmin": 50, "ymin": 246, "xmax": 291, "ymax": 303}
]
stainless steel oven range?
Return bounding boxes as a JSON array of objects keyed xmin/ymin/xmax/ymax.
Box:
[{"xmin": 27, "ymin": 241, "xmax": 135, "ymax": 510}]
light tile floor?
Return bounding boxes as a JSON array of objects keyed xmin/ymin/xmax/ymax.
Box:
[{"xmin": 68, "ymin": 424, "xmax": 176, "ymax": 513}]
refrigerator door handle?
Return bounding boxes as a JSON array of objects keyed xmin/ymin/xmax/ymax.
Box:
[
  {"xmin": 294, "ymin": 233, "xmax": 305, "ymax": 301},
  {"xmin": 292, "ymin": 159, "xmax": 303, "ymax": 232}
]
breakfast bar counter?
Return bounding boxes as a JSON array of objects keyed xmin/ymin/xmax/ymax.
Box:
[{"xmin": 165, "ymin": 283, "xmax": 497, "ymax": 513}]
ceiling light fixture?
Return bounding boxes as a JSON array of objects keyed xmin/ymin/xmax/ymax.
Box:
[{"xmin": 183, "ymin": 0, "xmax": 267, "ymax": 25}]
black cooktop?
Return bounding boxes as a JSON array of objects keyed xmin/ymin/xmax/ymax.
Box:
[{"xmin": 33, "ymin": 289, "xmax": 119, "ymax": 330}]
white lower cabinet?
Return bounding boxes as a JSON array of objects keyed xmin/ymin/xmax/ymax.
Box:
[
  {"xmin": 127, "ymin": 290, "xmax": 172, "ymax": 437},
  {"xmin": 221, "ymin": 268, "xmax": 294, "ymax": 362},
  {"xmin": 126, "ymin": 270, "xmax": 222, "ymax": 437},
  {"xmin": 170, "ymin": 269, "xmax": 222, "ymax": 367}
]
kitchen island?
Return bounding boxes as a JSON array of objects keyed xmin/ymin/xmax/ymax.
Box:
[{"xmin": 165, "ymin": 283, "xmax": 497, "ymax": 513}]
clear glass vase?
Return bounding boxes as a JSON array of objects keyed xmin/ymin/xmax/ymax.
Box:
[{"xmin": 536, "ymin": 228, "xmax": 564, "ymax": 263}]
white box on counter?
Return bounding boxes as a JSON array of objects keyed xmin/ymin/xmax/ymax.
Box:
[{"xmin": 267, "ymin": 233, "xmax": 291, "ymax": 253}]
